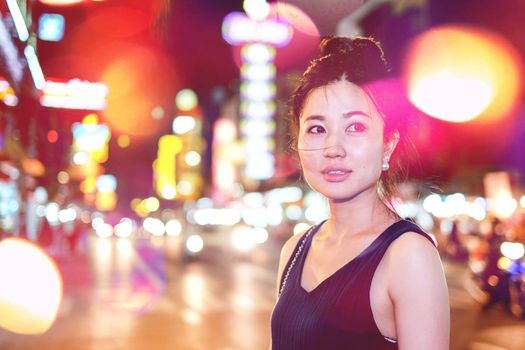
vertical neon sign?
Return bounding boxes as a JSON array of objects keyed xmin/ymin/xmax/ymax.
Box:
[{"xmin": 222, "ymin": 1, "xmax": 292, "ymax": 181}]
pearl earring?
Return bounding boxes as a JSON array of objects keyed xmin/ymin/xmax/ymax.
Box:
[{"xmin": 382, "ymin": 156, "xmax": 390, "ymax": 171}]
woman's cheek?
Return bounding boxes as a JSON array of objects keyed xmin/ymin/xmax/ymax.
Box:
[{"xmin": 298, "ymin": 157, "xmax": 319, "ymax": 185}]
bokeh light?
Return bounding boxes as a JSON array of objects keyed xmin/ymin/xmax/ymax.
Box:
[
  {"xmin": 47, "ymin": 130, "xmax": 58, "ymax": 143},
  {"xmin": 95, "ymin": 223, "xmax": 113, "ymax": 238},
  {"xmin": 117, "ymin": 134, "xmax": 131, "ymax": 148},
  {"xmin": 82, "ymin": 113, "xmax": 98, "ymax": 125},
  {"xmin": 244, "ymin": 0, "xmax": 270, "ymax": 21},
  {"xmin": 161, "ymin": 184, "xmax": 177, "ymax": 200},
  {"xmin": 46, "ymin": 202, "xmax": 60, "ymax": 224},
  {"xmin": 143, "ymin": 217, "xmax": 165, "ymax": 236},
  {"xmin": 57, "ymin": 170, "xmax": 70, "ymax": 184},
  {"xmin": 34, "ymin": 187, "xmax": 48, "ymax": 203},
  {"xmin": 165, "ymin": 219, "xmax": 182, "ymax": 237},
  {"xmin": 172, "ymin": 116, "xmax": 196, "ymax": 134},
  {"xmin": 490, "ymin": 197, "xmax": 517, "ymax": 219},
  {"xmin": 80, "ymin": 176, "xmax": 97, "ymax": 194},
  {"xmin": 500, "ymin": 242, "xmax": 525, "ymax": 260},
  {"xmin": 175, "ymin": 89, "xmax": 198, "ymax": 112},
  {"xmin": 293, "ymin": 222, "xmax": 310, "ymax": 235},
  {"xmin": 114, "ymin": 218, "xmax": 134, "ymax": 238},
  {"xmin": 497, "ymin": 256, "xmax": 511, "ymax": 271},
  {"xmin": 404, "ymin": 25, "xmax": 522, "ymax": 123},
  {"xmin": 232, "ymin": 226, "xmax": 256, "ymax": 252},
  {"xmin": 73, "ymin": 151, "xmax": 89, "ymax": 165},
  {"xmin": 151, "ymin": 106, "xmax": 165, "ymax": 120},
  {"xmin": 186, "ymin": 235, "xmax": 204, "ymax": 253},
  {"xmin": 484, "ymin": 172, "xmax": 517, "ymax": 219},
  {"xmin": 252, "ymin": 227, "xmax": 269, "ymax": 244},
  {"xmin": 96, "ymin": 174, "xmax": 117, "ymax": 192},
  {"xmin": 144, "ymin": 197, "xmax": 160, "ymax": 213},
  {"xmin": 0, "ymin": 238, "xmax": 63, "ymax": 335},
  {"xmin": 99, "ymin": 44, "xmax": 177, "ymax": 139},
  {"xmin": 185, "ymin": 151, "xmax": 201, "ymax": 167},
  {"xmin": 177, "ymin": 180, "xmax": 194, "ymax": 197}
]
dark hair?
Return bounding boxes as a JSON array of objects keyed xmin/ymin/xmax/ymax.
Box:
[{"xmin": 288, "ymin": 36, "xmax": 417, "ymax": 201}]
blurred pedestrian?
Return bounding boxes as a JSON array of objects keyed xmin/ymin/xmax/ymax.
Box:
[
  {"xmin": 480, "ymin": 217, "xmax": 510, "ymax": 312},
  {"xmin": 443, "ymin": 219, "xmax": 469, "ymax": 262},
  {"xmin": 38, "ymin": 218, "xmax": 54, "ymax": 248},
  {"xmin": 271, "ymin": 36, "xmax": 449, "ymax": 349},
  {"xmin": 66, "ymin": 220, "xmax": 83, "ymax": 255}
]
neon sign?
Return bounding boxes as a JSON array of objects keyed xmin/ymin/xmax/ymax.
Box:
[
  {"xmin": 40, "ymin": 79, "xmax": 109, "ymax": 110},
  {"xmin": 0, "ymin": 18, "xmax": 24, "ymax": 89},
  {"xmin": 222, "ymin": 3, "xmax": 293, "ymax": 180}
]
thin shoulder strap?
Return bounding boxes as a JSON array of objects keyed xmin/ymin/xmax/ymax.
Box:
[
  {"xmin": 278, "ymin": 223, "xmax": 319, "ymax": 296},
  {"xmin": 399, "ymin": 219, "xmax": 436, "ymax": 247},
  {"xmin": 369, "ymin": 219, "xmax": 437, "ymax": 259}
]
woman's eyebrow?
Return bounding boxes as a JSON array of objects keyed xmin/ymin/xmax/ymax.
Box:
[
  {"xmin": 343, "ymin": 111, "xmax": 371, "ymax": 119},
  {"xmin": 303, "ymin": 111, "xmax": 370, "ymax": 121},
  {"xmin": 302, "ymin": 114, "xmax": 325, "ymax": 122}
]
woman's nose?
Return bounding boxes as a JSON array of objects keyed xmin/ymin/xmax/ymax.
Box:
[{"xmin": 323, "ymin": 136, "xmax": 346, "ymax": 158}]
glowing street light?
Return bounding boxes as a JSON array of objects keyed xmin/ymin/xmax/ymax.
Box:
[{"xmin": 0, "ymin": 238, "xmax": 63, "ymax": 334}]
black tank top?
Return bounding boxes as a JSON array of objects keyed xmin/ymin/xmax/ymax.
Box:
[{"xmin": 271, "ymin": 219, "xmax": 435, "ymax": 350}]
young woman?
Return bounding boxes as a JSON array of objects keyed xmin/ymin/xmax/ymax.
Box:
[{"xmin": 270, "ymin": 36, "xmax": 450, "ymax": 349}]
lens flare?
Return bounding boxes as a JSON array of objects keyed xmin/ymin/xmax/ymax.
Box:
[
  {"xmin": 271, "ymin": 2, "xmax": 319, "ymax": 36},
  {"xmin": 404, "ymin": 25, "xmax": 522, "ymax": 123},
  {"xmin": 100, "ymin": 44, "xmax": 177, "ymax": 139},
  {"xmin": 0, "ymin": 238, "xmax": 63, "ymax": 334}
]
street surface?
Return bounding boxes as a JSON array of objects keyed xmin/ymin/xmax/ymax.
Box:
[{"xmin": 0, "ymin": 231, "xmax": 524, "ymax": 350}]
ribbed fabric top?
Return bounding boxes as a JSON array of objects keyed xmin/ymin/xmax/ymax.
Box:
[{"xmin": 271, "ymin": 219, "xmax": 435, "ymax": 350}]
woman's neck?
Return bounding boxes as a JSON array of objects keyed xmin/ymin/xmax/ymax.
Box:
[{"xmin": 323, "ymin": 188, "xmax": 398, "ymax": 241}]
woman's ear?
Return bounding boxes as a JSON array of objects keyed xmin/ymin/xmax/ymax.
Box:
[{"xmin": 384, "ymin": 130, "xmax": 400, "ymax": 159}]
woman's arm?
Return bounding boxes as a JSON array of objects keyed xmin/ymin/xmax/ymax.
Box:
[{"xmin": 388, "ymin": 232, "xmax": 450, "ymax": 350}]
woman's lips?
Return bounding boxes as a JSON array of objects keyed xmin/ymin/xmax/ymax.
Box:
[{"xmin": 321, "ymin": 167, "xmax": 352, "ymax": 182}]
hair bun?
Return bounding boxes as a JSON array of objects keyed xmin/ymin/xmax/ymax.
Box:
[
  {"xmin": 319, "ymin": 37, "xmax": 348, "ymax": 56},
  {"xmin": 319, "ymin": 36, "xmax": 390, "ymax": 72},
  {"xmin": 320, "ymin": 36, "xmax": 354, "ymax": 56}
]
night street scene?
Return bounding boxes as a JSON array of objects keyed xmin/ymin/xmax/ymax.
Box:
[{"xmin": 1, "ymin": 0, "xmax": 525, "ymax": 349}]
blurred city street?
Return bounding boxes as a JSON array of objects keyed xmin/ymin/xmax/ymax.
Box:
[{"xmin": 0, "ymin": 227, "xmax": 524, "ymax": 350}]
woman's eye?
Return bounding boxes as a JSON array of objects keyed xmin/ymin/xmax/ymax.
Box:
[
  {"xmin": 307, "ymin": 125, "xmax": 325, "ymax": 134},
  {"xmin": 347, "ymin": 123, "xmax": 366, "ymax": 132}
]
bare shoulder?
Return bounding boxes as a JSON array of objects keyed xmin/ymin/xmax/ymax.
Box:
[
  {"xmin": 384, "ymin": 231, "xmax": 450, "ymax": 349},
  {"xmin": 385, "ymin": 231, "xmax": 443, "ymax": 282},
  {"xmin": 388, "ymin": 231, "xmax": 438, "ymax": 261}
]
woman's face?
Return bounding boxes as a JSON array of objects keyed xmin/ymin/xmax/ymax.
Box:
[{"xmin": 298, "ymin": 80, "xmax": 397, "ymax": 202}]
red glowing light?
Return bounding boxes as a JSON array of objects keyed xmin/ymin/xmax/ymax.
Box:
[{"xmin": 47, "ymin": 130, "xmax": 58, "ymax": 143}]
